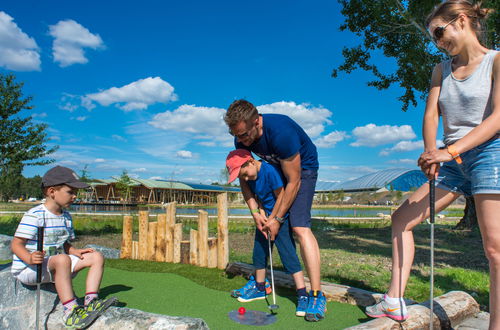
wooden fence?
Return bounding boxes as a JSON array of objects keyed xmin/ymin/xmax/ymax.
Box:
[{"xmin": 120, "ymin": 192, "xmax": 229, "ymax": 269}]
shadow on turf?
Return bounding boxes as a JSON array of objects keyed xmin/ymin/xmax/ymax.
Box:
[{"xmin": 100, "ymin": 284, "xmax": 133, "ymax": 306}]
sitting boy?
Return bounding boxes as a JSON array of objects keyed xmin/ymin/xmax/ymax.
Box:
[
  {"xmin": 226, "ymin": 149, "xmax": 309, "ymax": 317},
  {"xmin": 11, "ymin": 166, "xmax": 116, "ymax": 329}
]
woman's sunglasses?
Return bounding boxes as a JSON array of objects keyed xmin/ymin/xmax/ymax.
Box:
[{"xmin": 432, "ymin": 16, "xmax": 459, "ymax": 42}]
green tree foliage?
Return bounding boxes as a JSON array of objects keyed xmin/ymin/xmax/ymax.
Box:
[
  {"xmin": 0, "ymin": 74, "xmax": 58, "ymax": 201},
  {"xmin": 116, "ymin": 170, "xmax": 133, "ymax": 202},
  {"xmin": 20, "ymin": 175, "xmax": 43, "ymax": 200},
  {"xmin": 332, "ymin": 0, "xmax": 499, "ymax": 111}
]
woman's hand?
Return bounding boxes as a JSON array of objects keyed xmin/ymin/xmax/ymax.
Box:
[{"xmin": 418, "ymin": 149, "xmax": 450, "ymax": 179}]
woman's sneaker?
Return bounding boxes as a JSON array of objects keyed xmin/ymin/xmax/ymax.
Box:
[
  {"xmin": 296, "ymin": 295, "xmax": 309, "ymax": 317},
  {"xmin": 231, "ymin": 276, "xmax": 272, "ymax": 297},
  {"xmin": 237, "ymin": 284, "xmax": 267, "ymax": 302},
  {"xmin": 365, "ymin": 294, "xmax": 408, "ymax": 322},
  {"xmin": 63, "ymin": 305, "xmax": 96, "ymax": 329},
  {"xmin": 305, "ymin": 291, "xmax": 327, "ymax": 322}
]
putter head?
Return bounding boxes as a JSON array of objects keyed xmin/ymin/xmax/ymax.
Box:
[{"xmin": 268, "ymin": 304, "xmax": 279, "ymax": 312}]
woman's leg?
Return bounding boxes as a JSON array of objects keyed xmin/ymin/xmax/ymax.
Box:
[
  {"xmin": 387, "ymin": 183, "xmax": 458, "ymax": 298},
  {"xmin": 474, "ymin": 194, "xmax": 500, "ymax": 330}
]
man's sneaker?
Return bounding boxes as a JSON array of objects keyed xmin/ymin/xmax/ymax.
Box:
[
  {"xmin": 296, "ymin": 295, "xmax": 308, "ymax": 317},
  {"xmin": 237, "ymin": 284, "xmax": 267, "ymax": 302},
  {"xmin": 365, "ymin": 294, "xmax": 408, "ymax": 322},
  {"xmin": 231, "ymin": 276, "xmax": 272, "ymax": 297},
  {"xmin": 85, "ymin": 297, "xmax": 118, "ymax": 315},
  {"xmin": 63, "ymin": 305, "xmax": 97, "ymax": 329},
  {"xmin": 305, "ymin": 291, "xmax": 327, "ymax": 322}
]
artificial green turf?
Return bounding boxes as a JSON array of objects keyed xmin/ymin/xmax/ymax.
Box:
[{"xmin": 73, "ymin": 265, "xmax": 368, "ymax": 329}]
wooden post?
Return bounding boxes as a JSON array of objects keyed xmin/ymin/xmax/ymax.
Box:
[
  {"xmin": 190, "ymin": 229, "xmax": 199, "ymax": 266},
  {"xmin": 132, "ymin": 241, "xmax": 139, "ymax": 259},
  {"xmin": 156, "ymin": 214, "xmax": 167, "ymax": 262},
  {"xmin": 165, "ymin": 202, "xmax": 176, "ymax": 262},
  {"xmin": 208, "ymin": 237, "xmax": 217, "ymax": 268},
  {"xmin": 180, "ymin": 240, "xmax": 190, "ymax": 264},
  {"xmin": 138, "ymin": 211, "xmax": 149, "ymax": 260},
  {"xmin": 173, "ymin": 223, "xmax": 182, "ymax": 263},
  {"xmin": 198, "ymin": 210, "xmax": 209, "ymax": 267},
  {"xmin": 217, "ymin": 193, "xmax": 229, "ymax": 269},
  {"xmin": 120, "ymin": 215, "xmax": 133, "ymax": 259},
  {"xmin": 147, "ymin": 222, "xmax": 157, "ymax": 261}
]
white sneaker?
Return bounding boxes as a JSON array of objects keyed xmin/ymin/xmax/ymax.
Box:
[{"xmin": 365, "ymin": 294, "xmax": 408, "ymax": 322}]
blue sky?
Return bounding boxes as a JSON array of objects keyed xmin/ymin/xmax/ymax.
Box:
[{"xmin": 1, "ymin": 0, "xmax": 441, "ymax": 184}]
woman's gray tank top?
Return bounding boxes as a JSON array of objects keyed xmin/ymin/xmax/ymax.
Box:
[{"xmin": 438, "ymin": 50, "xmax": 498, "ymax": 145}]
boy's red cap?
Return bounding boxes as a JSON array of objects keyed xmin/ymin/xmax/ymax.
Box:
[{"xmin": 226, "ymin": 149, "xmax": 252, "ymax": 183}]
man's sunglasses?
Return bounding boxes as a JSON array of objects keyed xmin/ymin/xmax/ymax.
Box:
[{"xmin": 432, "ymin": 16, "xmax": 459, "ymax": 42}]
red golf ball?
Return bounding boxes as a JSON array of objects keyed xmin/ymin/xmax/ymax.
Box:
[{"xmin": 238, "ymin": 307, "xmax": 246, "ymax": 315}]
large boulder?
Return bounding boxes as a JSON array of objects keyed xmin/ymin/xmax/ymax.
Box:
[
  {"xmin": 84, "ymin": 244, "xmax": 120, "ymax": 259},
  {"xmin": 0, "ymin": 234, "xmax": 12, "ymax": 260},
  {"xmin": 0, "ymin": 264, "xmax": 209, "ymax": 329}
]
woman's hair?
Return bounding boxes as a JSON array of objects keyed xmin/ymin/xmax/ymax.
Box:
[
  {"xmin": 425, "ymin": 0, "xmax": 494, "ymax": 45},
  {"xmin": 224, "ymin": 99, "xmax": 259, "ymax": 127}
]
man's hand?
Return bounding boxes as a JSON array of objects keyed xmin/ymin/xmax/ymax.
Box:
[
  {"xmin": 29, "ymin": 250, "xmax": 45, "ymax": 265},
  {"xmin": 262, "ymin": 218, "xmax": 280, "ymax": 240}
]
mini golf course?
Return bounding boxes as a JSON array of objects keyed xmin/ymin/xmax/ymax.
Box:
[{"xmin": 73, "ymin": 261, "xmax": 368, "ymax": 329}]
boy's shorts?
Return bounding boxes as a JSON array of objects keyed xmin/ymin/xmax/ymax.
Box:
[
  {"xmin": 15, "ymin": 254, "xmax": 80, "ymax": 285},
  {"xmin": 436, "ymin": 138, "xmax": 500, "ymax": 197},
  {"xmin": 289, "ymin": 169, "xmax": 317, "ymax": 228}
]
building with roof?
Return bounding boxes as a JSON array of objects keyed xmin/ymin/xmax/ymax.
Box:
[
  {"xmin": 316, "ymin": 168, "xmax": 427, "ymax": 193},
  {"xmin": 87, "ymin": 178, "xmax": 241, "ymax": 204}
]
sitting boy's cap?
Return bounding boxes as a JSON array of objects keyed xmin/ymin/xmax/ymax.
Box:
[
  {"xmin": 42, "ymin": 166, "xmax": 90, "ymax": 189},
  {"xmin": 226, "ymin": 149, "xmax": 252, "ymax": 183}
]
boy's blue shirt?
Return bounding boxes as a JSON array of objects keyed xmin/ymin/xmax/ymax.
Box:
[
  {"xmin": 246, "ymin": 161, "xmax": 286, "ymax": 216},
  {"xmin": 235, "ymin": 114, "xmax": 319, "ymax": 170}
]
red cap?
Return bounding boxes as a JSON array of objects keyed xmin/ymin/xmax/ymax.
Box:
[{"xmin": 226, "ymin": 149, "xmax": 252, "ymax": 183}]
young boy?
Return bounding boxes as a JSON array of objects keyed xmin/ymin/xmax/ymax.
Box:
[
  {"xmin": 226, "ymin": 149, "xmax": 310, "ymax": 317},
  {"xmin": 11, "ymin": 166, "xmax": 116, "ymax": 329}
]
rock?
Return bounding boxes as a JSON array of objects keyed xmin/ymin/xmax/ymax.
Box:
[
  {"xmin": 84, "ymin": 244, "xmax": 120, "ymax": 259},
  {"xmin": 0, "ymin": 264, "xmax": 209, "ymax": 329},
  {"xmin": 456, "ymin": 311, "xmax": 490, "ymax": 330},
  {"xmin": 346, "ymin": 291, "xmax": 480, "ymax": 330},
  {"xmin": 0, "ymin": 235, "xmax": 13, "ymax": 260}
]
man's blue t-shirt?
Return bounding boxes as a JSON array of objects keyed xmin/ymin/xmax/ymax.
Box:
[
  {"xmin": 247, "ymin": 161, "xmax": 285, "ymax": 215},
  {"xmin": 235, "ymin": 114, "xmax": 319, "ymax": 170}
]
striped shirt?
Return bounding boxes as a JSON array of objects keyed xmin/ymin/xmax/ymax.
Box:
[{"xmin": 11, "ymin": 204, "xmax": 75, "ymax": 276}]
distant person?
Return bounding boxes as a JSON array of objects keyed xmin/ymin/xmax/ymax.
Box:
[
  {"xmin": 226, "ymin": 149, "xmax": 309, "ymax": 318},
  {"xmin": 10, "ymin": 166, "xmax": 116, "ymax": 329},
  {"xmin": 365, "ymin": 1, "xmax": 500, "ymax": 327},
  {"xmin": 224, "ymin": 100, "xmax": 326, "ymax": 321}
]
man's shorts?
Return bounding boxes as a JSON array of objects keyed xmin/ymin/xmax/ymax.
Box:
[
  {"xmin": 15, "ymin": 254, "xmax": 80, "ymax": 285},
  {"xmin": 289, "ymin": 169, "xmax": 318, "ymax": 228},
  {"xmin": 436, "ymin": 138, "xmax": 500, "ymax": 196}
]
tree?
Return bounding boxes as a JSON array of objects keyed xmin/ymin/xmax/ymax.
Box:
[
  {"xmin": 333, "ymin": 0, "xmax": 498, "ymax": 228},
  {"xmin": 116, "ymin": 170, "xmax": 133, "ymax": 202},
  {"xmin": 0, "ymin": 74, "xmax": 58, "ymax": 201}
]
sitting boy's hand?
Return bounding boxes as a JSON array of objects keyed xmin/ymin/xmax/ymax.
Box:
[
  {"xmin": 72, "ymin": 248, "xmax": 95, "ymax": 259},
  {"xmin": 29, "ymin": 251, "xmax": 45, "ymax": 265}
]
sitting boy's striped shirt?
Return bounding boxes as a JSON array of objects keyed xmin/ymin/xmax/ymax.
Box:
[{"xmin": 11, "ymin": 204, "xmax": 75, "ymax": 276}]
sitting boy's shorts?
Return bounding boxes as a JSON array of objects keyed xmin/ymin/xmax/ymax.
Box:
[{"xmin": 15, "ymin": 254, "xmax": 80, "ymax": 285}]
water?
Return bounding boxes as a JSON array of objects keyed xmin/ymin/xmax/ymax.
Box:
[{"xmin": 68, "ymin": 204, "xmax": 392, "ymax": 217}]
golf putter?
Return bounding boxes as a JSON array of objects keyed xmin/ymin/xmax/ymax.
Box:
[
  {"xmin": 35, "ymin": 223, "xmax": 45, "ymax": 330},
  {"xmin": 267, "ymin": 231, "xmax": 279, "ymax": 312},
  {"xmin": 429, "ymin": 178, "xmax": 435, "ymax": 330}
]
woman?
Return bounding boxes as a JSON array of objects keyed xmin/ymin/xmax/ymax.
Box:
[{"xmin": 365, "ymin": 1, "xmax": 499, "ymax": 328}]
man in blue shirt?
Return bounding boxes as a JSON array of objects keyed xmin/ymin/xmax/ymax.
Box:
[{"xmin": 224, "ymin": 99, "xmax": 326, "ymax": 321}]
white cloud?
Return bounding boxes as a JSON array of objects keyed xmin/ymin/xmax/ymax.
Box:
[
  {"xmin": 58, "ymin": 160, "xmax": 78, "ymax": 166},
  {"xmin": 49, "ymin": 19, "xmax": 104, "ymax": 67},
  {"xmin": 314, "ymin": 131, "xmax": 347, "ymax": 148},
  {"xmin": 84, "ymin": 77, "xmax": 177, "ymax": 111},
  {"xmin": 94, "ymin": 158, "xmax": 105, "ymax": 163},
  {"xmin": 32, "ymin": 112, "xmax": 47, "ymax": 118},
  {"xmin": 176, "ymin": 150, "xmax": 193, "ymax": 159},
  {"xmin": 0, "ymin": 12, "xmax": 40, "ymax": 71},
  {"xmin": 132, "ymin": 168, "xmax": 147, "ymax": 172},
  {"xmin": 111, "ymin": 134, "xmax": 127, "ymax": 142},
  {"xmin": 351, "ymin": 124, "xmax": 416, "ymax": 147},
  {"xmin": 72, "ymin": 116, "xmax": 87, "ymax": 121},
  {"xmin": 198, "ymin": 141, "xmax": 216, "ymax": 147},
  {"xmin": 149, "ymin": 176, "xmax": 163, "ymax": 180},
  {"xmin": 257, "ymin": 101, "xmax": 332, "ymax": 138},
  {"xmin": 380, "ymin": 140, "xmax": 423, "ymax": 156},
  {"xmin": 388, "ymin": 158, "xmax": 417, "ymax": 164}
]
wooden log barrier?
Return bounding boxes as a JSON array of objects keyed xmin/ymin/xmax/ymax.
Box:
[
  {"xmin": 147, "ymin": 222, "xmax": 157, "ymax": 261},
  {"xmin": 217, "ymin": 193, "xmax": 229, "ymax": 269},
  {"xmin": 132, "ymin": 241, "xmax": 138, "ymax": 259},
  {"xmin": 120, "ymin": 215, "xmax": 133, "ymax": 259},
  {"xmin": 155, "ymin": 214, "xmax": 167, "ymax": 262},
  {"xmin": 180, "ymin": 240, "xmax": 190, "ymax": 264},
  {"xmin": 165, "ymin": 203, "xmax": 176, "ymax": 262},
  {"xmin": 173, "ymin": 223, "xmax": 182, "ymax": 263},
  {"xmin": 198, "ymin": 210, "xmax": 209, "ymax": 267},
  {"xmin": 208, "ymin": 237, "xmax": 217, "ymax": 268},
  {"xmin": 189, "ymin": 229, "xmax": 199, "ymax": 266},
  {"xmin": 138, "ymin": 211, "xmax": 149, "ymax": 260}
]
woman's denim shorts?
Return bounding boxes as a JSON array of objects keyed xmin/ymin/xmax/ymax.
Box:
[{"xmin": 436, "ymin": 138, "xmax": 500, "ymax": 196}]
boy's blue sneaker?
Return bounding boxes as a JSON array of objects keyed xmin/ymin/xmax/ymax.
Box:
[
  {"xmin": 305, "ymin": 291, "xmax": 327, "ymax": 322},
  {"xmin": 237, "ymin": 284, "xmax": 267, "ymax": 302},
  {"xmin": 231, "ymin": 276, "xmax": 271, "ymax": 298},
  {"xmin": 296, "ymin": 295, "xmax": 309, "ymax": 317}
]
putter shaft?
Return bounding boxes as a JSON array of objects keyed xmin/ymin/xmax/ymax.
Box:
[
  {"xmin": 429, "ymin": 179, "xmax": 435, "ymax": 330},
  {"xmin": 267, "ymin": 232, "xmax": 278, "ymax": 309}
]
